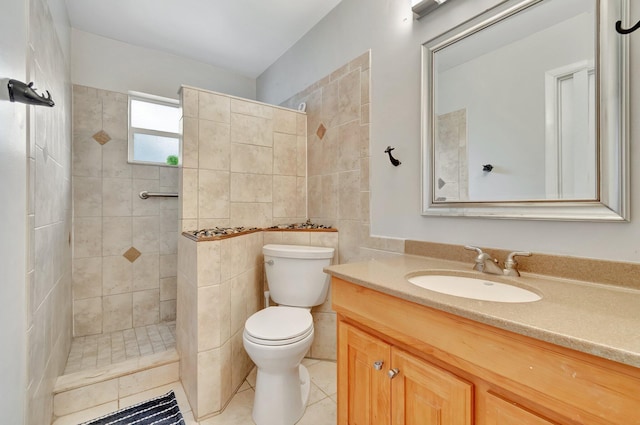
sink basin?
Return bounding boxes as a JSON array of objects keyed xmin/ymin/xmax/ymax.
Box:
[{"xmin": 407, "ymin": 274, "xmax": 541, "ymax": 303}]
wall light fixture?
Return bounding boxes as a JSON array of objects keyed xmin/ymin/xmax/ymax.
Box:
[{"xmin": 411, "ymin": 0, "xmax": 449, "ymax": 19}]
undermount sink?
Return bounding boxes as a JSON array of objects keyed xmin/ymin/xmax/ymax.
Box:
[{"xmin": 407, "ymin": 274, "xmax": 541, "ymax": 303}]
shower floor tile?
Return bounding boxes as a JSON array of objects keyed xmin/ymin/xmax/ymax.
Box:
[{"xmin": 63, "ymin": 322, "xmax": 176, "ymax": 375}]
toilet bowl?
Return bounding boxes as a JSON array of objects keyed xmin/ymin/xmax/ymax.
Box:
[
  {"xmin": 243, "ymin": 307, "xmax": 314, "ymax": 425},
  {"xmin": 242, "ymin": 244, "xmax": 334, "ymax": 425}
]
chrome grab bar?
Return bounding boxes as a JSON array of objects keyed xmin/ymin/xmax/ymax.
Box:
[{"xmin": 139, "ymin": 191, "xmax": 179, "ymax": 199}]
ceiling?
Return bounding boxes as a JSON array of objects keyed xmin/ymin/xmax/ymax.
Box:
[{"xmin": 65, "ymin": 0, "xmax": 343, "ymax": 78}]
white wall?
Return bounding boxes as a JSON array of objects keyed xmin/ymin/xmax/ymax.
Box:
[
  {"xmin": 71, "ymin": 29, "xmax": 256, "ymax": 100},
  {"xmin": 0, "ymin": 0, "xmax": 27, "ymax": 423},
  {"xmin": 257, "ymin": 0, "xmax": 640, "ymax": 263}
]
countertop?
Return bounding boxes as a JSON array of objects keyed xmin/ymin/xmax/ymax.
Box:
[{"xmin": 325, "ymin": 254, "xmax": 640, "ymax": 368}]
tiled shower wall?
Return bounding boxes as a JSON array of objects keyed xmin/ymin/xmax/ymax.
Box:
[
  {"xmin": 26, "ymin": 0, "xmax": 73, "ymax": 423},
  {"xmin": 179, "ymin": 86, "xmax": 307, "ymax": 231},
  {"xmin": 281, "ymin": 51, "xmax": 405, "ymax": 262},
  {"xmin": 72, "ymin": 85, "xmax": 179, "ymax": 337}
]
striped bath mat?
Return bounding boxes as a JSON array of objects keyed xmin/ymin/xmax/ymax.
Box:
[{"xmin": 80, "ymin": 390, "xmax": 185, "ymax": 425}]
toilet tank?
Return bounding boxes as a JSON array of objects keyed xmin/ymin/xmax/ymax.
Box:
[{"xmin": 263, "ymin": 244, "xmax": 335, "ymax": 308}]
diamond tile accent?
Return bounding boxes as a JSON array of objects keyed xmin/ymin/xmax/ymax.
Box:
[
  {"xmin": 123, "ymin": 247, "xmax": 141, "ymax": 263},
  {"xmin": 316, "ymin": 123, "xmax": 327, "ymax": 140},
  {"xmin": 93, "ymin": 130, "xmax": 111, "ymax": 145}
]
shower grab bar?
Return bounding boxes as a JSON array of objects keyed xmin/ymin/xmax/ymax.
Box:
[{"xmin": 139, "ymin": 191, "xmax": 179, "ymax": 199}]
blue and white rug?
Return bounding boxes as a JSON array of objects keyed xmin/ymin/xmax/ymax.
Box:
[{"xmin": 80, "ymin": 390, "xmax": 185, "ymax": 425}]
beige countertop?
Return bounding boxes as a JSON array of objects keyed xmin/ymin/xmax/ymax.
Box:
[{"xmin": 325, "ymin": 254, "xmax": 640, "ymax": 369}]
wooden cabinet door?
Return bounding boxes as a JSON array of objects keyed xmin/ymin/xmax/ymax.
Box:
[
  {"xmin": 484, "ymin": 392, "xmax": 558, "ymax": 425},
  {"xmin": 391, "ymin": 348, "xmax": 472, "ymax": 425},
  {"xmin": 338, "ymin": 321, "xmax": 391, "ymax": 425}
]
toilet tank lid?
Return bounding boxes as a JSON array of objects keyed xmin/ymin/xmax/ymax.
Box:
[{"xmin": 263, "ymin": 244, "xmax": 334, "ymax": 259}]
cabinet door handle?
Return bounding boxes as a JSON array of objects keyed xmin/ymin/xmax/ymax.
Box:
[
  {"xmin": 373, "ymin": 361, "xmax": 384, "ymax": 370},
  {"xmin": 388, "ymin": 368, "xmax": 400, "ymax": 379}
]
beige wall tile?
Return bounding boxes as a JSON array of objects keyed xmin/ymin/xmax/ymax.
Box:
[
  {"xmin": 338, "ymin": 170, "xmax": 360, "ymax": 220},
  {"xmin": 273, "ymin": 175, "xmax": 298, "ymax": 219},
  {"xmin": 229, "ymin": 276, "xmax": 244, "ymax": 335},
  {"xmin": 160, "ymin": 277, "xmax": 177, "ymax": 301},
  {"xmin": 73, "ymin": 297, "xmax": 103, "ymax": 336},
  {"xmin": 337, "ymin": 120, "xmax": 360, "ymax": 172},
  {"xmin": 297, "ymin": 136, "xmax": 306, "ymax": 177},
  {"xmin": 199, "ymin": 120, "xmax": 230, "ymax": 171},
  {"xmin": 319, "ymin": 126, "xmax": 338, "ymax": 176},
  {"xmin": 53, "ymin": 379, "xmax": 118, "ymax": 416},
  {"xmin": 133, "ymin": 253, "xmax": 160, "ymax": 291},
  {"xmin": 133, "ymin": 216, "xmax": 160, "ymax": 253},
  {"xmin": 198, "ymin": 170, "xmax": 230, "ymax": 219},
  {"xmin": 230, "ymin": 143, "xmax": 273, "ymax": 174},
  {"xmin": 360, "ymin": 191, "xmax": 370, "ymax": 225},
  {"xmin": 159, "ymin": 167, "xmax": 179, "ymax": 190},
  {"xmin": 132, "ymin": 164, "xmax": 159, "ymax": 180},
  {"xmin": 199, "ymin": 91, "xmax": 231, "ymax": 123},
  {"xmin": 296, "ymin": 177, "xmax": 307, "ymax": 218},
  {"xmin": 307, "ymin": 176, "xmax": 321, "ymax": 219},
  {"xmin": 178, "ymin": 236, "xmax": 197, "ymax": 284},
  {"xmin": 103, "ymin": 255, "xmax": 133, "ymax": 295},
  {"xmin": 229, "ymin": 202, "xmax": 272, "ymax": 228},
  {"xmin": 281, "ymin": 232, "xmax": 311, "ymax": 246},
  {"xmin": 262, "ymin": 231, "xmax": 283, "ymax": 245},
  {"xmin": 230, "ymin": 330, "xmax": 253, "ymax": 391},
  {"xmin": 321, "ymin": 80, "xmax": 339, "ymax": 129},
  {"xmin": 102, "ymin": 178, "xmax": 132, "ymax": 216},
  {"xmin": 73, "ymin": 133, "xmax": 103, "ymax": 178},
  {"xmin": 180, "ymin": 168, "xmax": 199, "ymax": 220},
  {"xmin": 160, "ymin": 254, "xmax": 178, "ymax": 278},
  {"xmin": 133, "ymin": 289, "xmax": 160, "ymax": 327},
  {"xmin": 73, "ymin": 217, "xmax": 102, "ymax": 258},
  {"xmin": 74, "ymin": 177, "xmax": 102, "ymax": 217},
  {"xmin": 310, "ymin": 312, "xmax": 337, "ymax": 360},
  {"xmin": 103, "ymin": 293, "xmax": 132, "ymax": 332},
  {"xmin": 72, "ymin": 257, "xmax": 102, "ymax": 300},
  {"xmin": 181, "ymin": 87, "xmax": 199, "ymax": 118},
  {"xmin": 118, "ymin": 362, "xmax": 179, "ymax": 398},
  {"xmin": 102, "ymin": 139, "xmax": 131, "ymax": 179},
  {"xmin": 274, "ymin": 108, "xmax": 297, "ymax": 134},
  {"xmin": 160, "ymin": 300, "xmax": 176, "ymax": 322},
  {"xmin": 321, "ymin": 174, "xmax": 338, "ymax": 220},
  {"xmin": 230, "ymin": 113, "xmax": 273, "ymax": 147},
  {"xmin": 102, "ymin": 216, "xmax": 132, "ymax": 256},
  {"xmin": 349, "ymin": 50, "xmax": 371, "ymax": 71},
  {"xmin": 273, "ymin": 133, "xmax": 297, "ymax": 176},
  {"xmin": 73, "ymin": 93, "xmax": 102, "ymax": 134},
  {"xmin": 182, "ymin": 117, "xmax": 199, "ymax": 169},
  {"xmin": 231, "ymin": 98, "xmax": 273, "ymax": 119},
  {"xmin": 197, "ymin": 218, "xmax": 230, "ymax": 230},
  {"xmin": 197, "ymin": 349, "xmax": 222, "ymax": 416},
  {"xmin": 338, "ymin": 69, "xmax": 361, "ymax": 125},
  {"xmin": 296, "ymin": 113, "xmax": 306, "ymax": 137},
  {"xmin": 196, "ymin": 241, "xmax": 221, "ymax": 287},
  {"xmin": 197, "ymin": 285, "xmax": 221, "ymax": 351},
  {"xmin": 218, "ymin": 280, "xmax": 231, "ymax": 343},
  {"xmin": 132, "ymin": 178, "xmax": 160, "ymax": 217},
  {"xmin": 230, "ymin": 173, "xmax": 272, "ymax": 203}
]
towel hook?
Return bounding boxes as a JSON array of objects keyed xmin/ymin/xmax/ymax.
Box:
[
  {"xmin": 6, "ymin": 79, "xmax": 55, "ymax": 107},
  {"xmin": 615, "ymin": 19, "xmax": 640, "ymax": 35},
  {"xmin": 384, "ymin": 146, "xmax": 401, "ymax": 166}
]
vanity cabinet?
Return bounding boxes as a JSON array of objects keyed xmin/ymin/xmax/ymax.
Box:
[
  {"xmin": 332, "ymin": 277, "xmax": 640, "ymax": 425},
  {"xmin": 339, "ymin": 321, "xmax": 471, "ymax": 425}
]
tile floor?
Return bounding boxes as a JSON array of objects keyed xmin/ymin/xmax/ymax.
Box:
[
  {"xmin": 64, "ymin": 322, "xmax": 176, "ymax": 374},
  {"xmin": 53, "ymin": 358, "xmax": 336, "ymax": 425}
]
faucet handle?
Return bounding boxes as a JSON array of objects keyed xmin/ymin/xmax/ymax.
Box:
[
  {"xmin": 504, "ymin": 251, "xmax": 532, "ymax": 276},
  {"xmin": 464, "ymin": 245, "xmax": 483, "ymax": 256}
]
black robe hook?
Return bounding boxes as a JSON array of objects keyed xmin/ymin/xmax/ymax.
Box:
[
  {"xmin": 7, "ymin": 79, "xmax": 55, "ymax": 107},
  {"xmin": 615, "ymin": 19, "xmax": 640, "ymax": 35},
  {"xmin": 384, "ymin": 146, "xmax": 401, "ymax": 166}
]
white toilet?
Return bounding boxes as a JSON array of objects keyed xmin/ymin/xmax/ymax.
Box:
[{"xmin": 243, "ymin": 244, "xmax": 335, "ymax": 425}]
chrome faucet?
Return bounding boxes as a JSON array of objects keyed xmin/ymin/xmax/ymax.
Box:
[
  {"xmin": 503, "ymin": 251, "xmax": 532, "ymax": 276},
  {"xmin": 464, "ymin": 246, "xmax": 503, "ymax": 275}
]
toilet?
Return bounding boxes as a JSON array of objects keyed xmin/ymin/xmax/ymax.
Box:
[{"xmin": 243, "ymin": 244, "xmax": 335, "ymax": 425}]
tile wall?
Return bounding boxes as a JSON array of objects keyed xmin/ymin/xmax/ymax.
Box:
[
  {"xmin": 177, "ymin": 230, "xmax": 338, "ymax": 421},
  {"xmin": 281, "ymin": 50, "xmax": 405, "ymax": 263},
  {"xmin": 72, "ymin": 85, "xmax": 179, "ymax": 337},
  {"xmin": 26, "ymin": 0, "xmax": 73, "ymax": 423},
  {"xmin": 179, "ymin": 86, "xmax": 307, "ymax": 232}
]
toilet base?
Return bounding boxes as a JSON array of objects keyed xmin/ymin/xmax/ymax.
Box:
[{"xmin": 252, "ymin": 364, "xmax": 310, "ymax": 425}]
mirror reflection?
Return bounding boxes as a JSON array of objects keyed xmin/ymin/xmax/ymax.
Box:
[{"xmin": 431, "ymin": 0, "xmax": 596, "ymax": 203}]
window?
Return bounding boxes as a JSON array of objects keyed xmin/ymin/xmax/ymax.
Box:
[{"xmin": 128, "ymin": 92, "xmax": 181, "ymax": 166}]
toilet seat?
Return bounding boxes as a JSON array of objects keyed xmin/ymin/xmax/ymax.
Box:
[{"xmin": 244, "ymin": 307, "xmax": 313, "ymax": 346}]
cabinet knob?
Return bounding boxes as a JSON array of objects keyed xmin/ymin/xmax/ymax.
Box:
[
  {"xmin": 373, "ymin": 361, "xmax": 384, "ymax": 370},
  {"xmin": 388, "ymin": 368, "xmax": 400, "ymax": 379}
]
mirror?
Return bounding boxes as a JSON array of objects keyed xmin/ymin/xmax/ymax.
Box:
[{"xmin": 421, "ymin": 0, "xmax": 629, "ymax": 220}]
